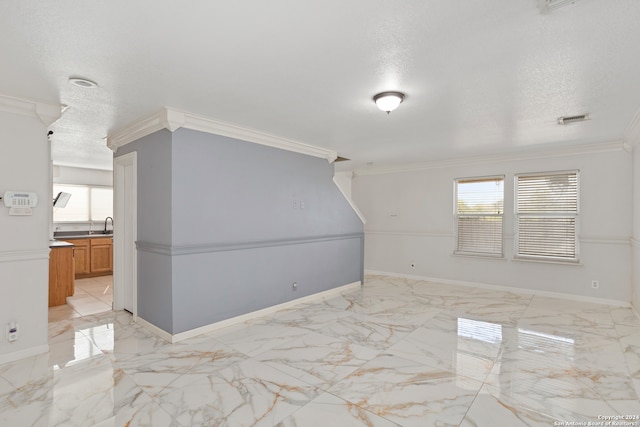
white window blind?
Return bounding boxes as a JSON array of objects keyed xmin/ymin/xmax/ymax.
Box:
[
  {"xmin": 53, "ymin": 184, "xmax": 113, "ymax": 222},
  {"xmin": 515, "ymin": 171, "xmax": 578, "ymax": 262},
  {"xmin": 455, "ymin": 176, "xmax": 504, "ymax": 257},
  {"xmin": 90, "ymin": 187, "xmax": 114, "ymax": 221},
  {"xmin": 53, "ymin": 184, "xmax": 89, "ymax": 221}
]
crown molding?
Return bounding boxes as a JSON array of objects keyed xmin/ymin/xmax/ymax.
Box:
[
  {"xmin": 353, "ymin": 140, "xmax": 627, "ymax": 176},
  {"xmin": 106, "ymin": 109, "xmax": 172, "ymax": 151},
  {"xmin": 624, "ymin": 108, "xmax": 640, "ymax": 148},
  {"xmin": 107, "ymin": 107, "xmax": 337, "ymax": 162},
  {"xmin": 0, "ymin": 93, "xmax": 62, "ymax": 126}
]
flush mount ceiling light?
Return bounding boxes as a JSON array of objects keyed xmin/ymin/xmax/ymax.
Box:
[
  {"xmin": 69, "ymin": 77, "xmax": 98, "ymax": 88},
  {"xmin": 557, "ymin": 113, "xmax": 590, "ymax": 125},
  {"xmin": 373, "ymin": 91, "xmax": 405, "ymax": 114}
]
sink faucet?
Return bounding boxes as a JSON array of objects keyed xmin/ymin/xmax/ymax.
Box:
[{"xmin": 104, "ymin": 217, "xmax": 113, "ymax": 234}]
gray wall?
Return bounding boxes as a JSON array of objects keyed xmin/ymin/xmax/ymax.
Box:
[{"xmin": 116, "ymin": 128, "xmax": 364, "ymax": 334}]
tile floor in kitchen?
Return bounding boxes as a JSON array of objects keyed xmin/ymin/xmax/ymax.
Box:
[
  {"xmin": 48, "ymin": 275, "xmax": 114, "ymax": 321},
  {"xmin": 2, "ymin": 274, "xmax": 640, "ymax": 426}
]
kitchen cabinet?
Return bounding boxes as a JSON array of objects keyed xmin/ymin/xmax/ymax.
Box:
[
  {"xmin": 90, "ymin": 237, "xmax": 113, "ymax": 274},
  {"xmin": 67, "ymin": 239, "xmax": 90, "ymax": 275},
  {"xmin": 49, "ymin": 242, "xmax": 75, "ymax": 307},
  {"xmin": 64, "ymin": 236, "xmax": 113, "ymax": 278}
]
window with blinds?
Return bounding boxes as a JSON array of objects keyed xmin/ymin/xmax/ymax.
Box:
[
  {"xmin": 53, "ymin": 184, "xmax": 113, "ymax": 222},
  {"xmin": 515, "ymin": 171, "xmax": 579, "ymax": 262},
  {"xmin": 454, "ymin": 176, "xmax": 504, "ymax": 257}
]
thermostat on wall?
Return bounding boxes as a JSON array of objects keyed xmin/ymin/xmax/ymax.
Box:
[{"xmin": 3, "ymin": 191, "xmax": 38, "ymax": 216}]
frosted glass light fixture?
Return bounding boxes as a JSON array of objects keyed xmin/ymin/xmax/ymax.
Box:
[{"xmin": 373, "ymin": 91, "xmax": 405, "ymax": 114}]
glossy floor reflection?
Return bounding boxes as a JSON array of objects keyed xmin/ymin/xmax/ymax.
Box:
[{"xmin": 2, "ymin": 275, "xmax": 640, "ymax": 426}]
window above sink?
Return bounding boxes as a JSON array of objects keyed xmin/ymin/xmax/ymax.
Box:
[{"xmin": 53, "ymin": 184, "xmax": 113, "ymax": 222}]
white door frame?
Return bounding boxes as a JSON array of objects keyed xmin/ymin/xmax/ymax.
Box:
[{"xmin": 113, "ymin": 151, "xmax": 137, "ymax": 320}]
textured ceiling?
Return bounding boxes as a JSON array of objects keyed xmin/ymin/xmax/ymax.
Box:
[{"xmin": 1, "ymin": 0, "xmax": 639, "ymax": 171}]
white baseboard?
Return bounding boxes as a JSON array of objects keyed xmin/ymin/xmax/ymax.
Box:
[
  {"xmin": 137, "ymin": 281, "xmax": 362, "ymax": 344},
  {"xmin": 135, "ymin": 317, "xmax": 173, "ymax": 343},
  {"xmin": 365, "ymin": 269, "xmax": 631, "ymax": 308},
  {"xmin": 0, "ymin": 344, "xmax": 49, "ymax": 366}
]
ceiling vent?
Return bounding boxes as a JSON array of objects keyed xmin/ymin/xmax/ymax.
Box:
[
  {"xmin": 557, "ymin": 114, "xmax": 589, "ymax": 125},
  {"xmin": 69, "ymin": 77, "xmax": 98, "ymax": 88},
  {"xmin": 538, "ymin": 0, "xmax": 580, "ymax": 13}
]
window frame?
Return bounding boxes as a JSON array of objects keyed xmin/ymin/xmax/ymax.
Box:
[
  {"xmin": 514, "ymin": 170, "xmax": 580, "ymax": 263},
  {"xmin": 453, "ymin": 175, "xmax": 505, "ymax": 258}
]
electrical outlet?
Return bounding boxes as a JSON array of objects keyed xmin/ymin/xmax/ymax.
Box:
[
  {"xmin": 292, "ymin": 282, "xmax": 298, "ymax": 291},
  {"xmin": 6, "ymin": 322, "xmax": 18, "ymax": 342},
  {"xmin": 591, "ymin": 280, "xmax": 599, "ymax": 289}
]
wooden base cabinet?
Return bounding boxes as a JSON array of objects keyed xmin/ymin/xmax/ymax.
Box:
[
  {"xmin": 64, "ymin": 237, "xmax": 113, "ymax": 278},
  {"xmin": 49, "ymin": 246, "xmax": 74, "ymax": 307},
  {"xmin": 90, "ymin": 237, "xmax": 113, "ymax": 274},
  {"xmin": 69, "ymin": 239, "xmax": 90, "ymax": 275}
]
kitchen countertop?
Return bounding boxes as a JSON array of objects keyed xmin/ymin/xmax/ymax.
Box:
[
  {"xmin": 54, "ymin": 232, "xmax": 113, "ymax": 239},
  {"xmin": 49, "ymin": 240, "xmax": 74, "ymax": 248}
]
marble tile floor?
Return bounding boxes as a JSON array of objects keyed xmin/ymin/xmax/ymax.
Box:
[
  {"xmin": 3, "ymin": 274, "xmax": 640, "ymax": 426},
  {"xmin": 48, "ymin": 275, "xmax": 113, "ymax": 321}
]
